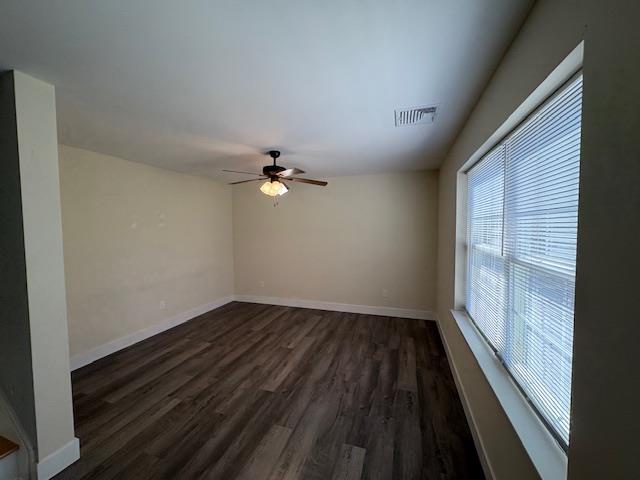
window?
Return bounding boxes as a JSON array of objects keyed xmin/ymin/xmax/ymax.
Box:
[{"xmin": 466, "ymin": 73, "xmax": 582, "ymax": 447}]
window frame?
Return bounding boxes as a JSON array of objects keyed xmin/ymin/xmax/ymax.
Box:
[
  {"xmin": 448, "ymin": 43, "xmax": 584, "ymax": 480},
  {"xmin": 463, "ymin": 70, "xmax": 582, "ymax": 452}
]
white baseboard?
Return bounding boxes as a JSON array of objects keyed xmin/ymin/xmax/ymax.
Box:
[
  {"xmin": 69, "ymin": 296, "xmax": 234, "ymax": 371},
  {"xmin": 36, "ymin": 437, "xmax": 79, "ymax": 480},
  {"xmin": 233, "ymin": 294, "xmax": 436, "ymax": 321}
]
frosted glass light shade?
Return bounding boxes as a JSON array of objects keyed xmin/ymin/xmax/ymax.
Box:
[{"xmin": 260, "ymin": 180, "xmax": 288, "ymax": 196}]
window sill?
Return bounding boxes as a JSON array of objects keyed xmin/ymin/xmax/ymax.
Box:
[{"xmin": 450, "ymin": 309, "xmax": 568, "ymax": 480}]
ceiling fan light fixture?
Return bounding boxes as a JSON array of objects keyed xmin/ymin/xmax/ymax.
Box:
[
  {"xmin": 223, "ymin": 150, "xmax": 325, "ymax": 201},
  {"xmin": 260, "ymin": 180, "xmax": 288, "ymax": 197}
]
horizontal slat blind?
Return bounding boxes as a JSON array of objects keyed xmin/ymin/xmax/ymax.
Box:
[
  {"xmin": 466, "ymin": 145, "xmax": 507, "ymax": 352},
  {"xmin": 466, "ymin": 74, "xmax": 582, "ymax": 446}
]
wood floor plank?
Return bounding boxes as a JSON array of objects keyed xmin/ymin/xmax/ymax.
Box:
[
  {"xmin": 103, "ymin": 342, "xmax": 209, "ymax": 403},
  {"xmin": 262, "ymin": 335, "xmax": 316, "ymax": 392},
  {"xmin": 142, "ymin": 401, "xmax": 225, "ymax": 460},
  {"xmin": 392, "ymin": 390, "xmax": 423, "ymax": 480},
  {"xmin": 397, "ymin": 336, "xmax": 418, "ymax": 392},
  {"xmin": 332, "ymin": 444, "xmax": 366, "ymax": 480},
  {"xmin": 54, "ymin": 302, "xmax": 484, "ymax": 480},
  {"xmin": 202, "ymin": 392, "xmax": 290, "ymax": 479},
  {"xmin": 77, "ymin": 372, "xmax": 192, "ymax": 447},
  {"xmin": 267, "ymin": 394, "xmax": 342, "ymax": 480},
  {"xmin": 302, "ymin": 413, "xmax": 353, "ymax": 480},
  {"xmin": 73, "ymin": 337, "xmax": 192, "ymax": 395},
  {"xmin": 359, "ymin": 416, "xmax": 395, "ymax": 480},
  {"xmin": 250, "ymin": 305, "xmax": 291, "ymax": 331},
  {"xmin": 287, "ymin": 314, "xmax": 322, "ymax": 348},
  {"xmin": 55, "ymin": 398, "xmax": 180, "ymax": 480},
  {"xmin": 173, "ymin": 390, "xmax": 277, "ymax": 479},
  {"xmin": 236, "ymin": 425, "xmax": 293, "ymax": 480}
]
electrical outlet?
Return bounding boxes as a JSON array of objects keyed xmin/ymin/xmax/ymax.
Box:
[
  {"xmin": 159, "ymin": 300, "xmax": 166, "ymax": 309},
  {"xmin": 382, "ymin": 289, "xmax": 389, "ymax": 298},
  {"xmin": 259, "ymin": 280, "xmax": 265, "ymax": 288}
]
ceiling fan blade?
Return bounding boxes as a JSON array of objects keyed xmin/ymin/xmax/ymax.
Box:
[
  {"xmin": 284, "ymin": 177, "xmax": 328, "ymax": 186},
  {"xmin": 277, "ymin": 168, "xmax": 305, "ymax": 177},
  {"xmin": 222, "ymin": 169, "xmax": 263, "ymax": 176},
  {"xmin": 229, "ymin": 178, "xmax": 266, "ymax": 185}
]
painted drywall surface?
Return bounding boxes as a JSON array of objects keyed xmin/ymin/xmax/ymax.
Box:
[
  {"xmin": 568, "ymin": 3, "xmax": 640, "ymax": 479},
  {"xmin": 0, "ymin": 72, "xmax": 38, "ymax": 455},
  {"xmin": 436, "ymin": 0, "xmax": 640, "ymax": 478},
  {"xmin": 12, "ymin": 71, "xmax": 76, "ymax": 461},
  {"xmin": 59, "ymin": 146, "xmax": 234, "ymax": 357},
  {"xmin": 0, "ymin": 1, "xmax": 533, "ymax": 178},
  {"xmin": 233, "ymin": 172, "xmax": 438, "ymax": 312}
]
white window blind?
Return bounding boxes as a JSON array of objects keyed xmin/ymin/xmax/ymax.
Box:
[{"xmin": 466, "ymin": 73, "xmax": 582, "ymax": 446}]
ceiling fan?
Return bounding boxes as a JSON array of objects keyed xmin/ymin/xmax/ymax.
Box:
[{"xmin": 222, "ymin": 150, "xmax": 328, "ymax": 197}]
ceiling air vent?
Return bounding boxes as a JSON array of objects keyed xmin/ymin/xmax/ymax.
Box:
[{"xmin": 394, "ymin": 105, "xmax": 438, "ymax": 127}]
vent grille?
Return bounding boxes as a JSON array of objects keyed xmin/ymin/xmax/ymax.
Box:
[{"xmin": 394, "ymin": 105, "xmax": 438, "ymax": 127}]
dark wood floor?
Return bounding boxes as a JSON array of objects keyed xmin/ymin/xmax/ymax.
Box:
[{"xmin": 55, "ymin": 302, "xmax": 484, "ymax": 480}]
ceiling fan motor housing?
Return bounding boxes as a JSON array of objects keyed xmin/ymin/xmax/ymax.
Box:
[
  {"xmin": 264, "ymin": 150, "xmax": 284, "ymax": 178},
  {"xmin": 263, "ymin": 164, "xmax": 285, "ymax": 177}
]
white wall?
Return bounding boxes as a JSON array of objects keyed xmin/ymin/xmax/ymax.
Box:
[
  {"xmin": 59, "ymin": 146, "xmax": 234, "ymax": 358},
  {"xmin": 233, "ymin": 172, "xmax": 438, "ymax": 313},
  {"xmin": 1, "ymin": 71, "xmax": 77, "ymax": 477},
  {"xmin": 436, "ymin": 0, "xmax": 640, "ymax": 478},
  {"xmin": 14, "ymin": 71, "xmax": 77, "ymax": 467},
  {"xmin": 0, "ymin": 71, "xmax": 38, "ymax": 456}
]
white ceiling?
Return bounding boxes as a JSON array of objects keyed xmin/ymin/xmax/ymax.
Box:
[{"xmin": 0, "ymin": 0, "xmax": 531, "ymax": 180}]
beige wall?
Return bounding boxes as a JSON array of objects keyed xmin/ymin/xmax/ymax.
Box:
[
  {"xmin": 233, "ymin": 172, "xmax": 438, "ymax": 312},
  {"xmin": 437, "ymin": 0, "xmax": 640, "ymax": 478},
  {"xmin": 59, "ymin": 146, "xmax": 234, "ymax": 357},
  {"xmin": 60, "ymin": 157, "xmax": 437, "ymax": 357}
]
